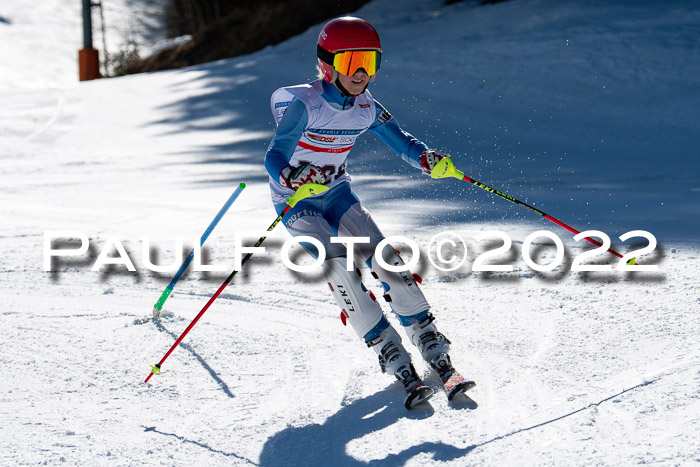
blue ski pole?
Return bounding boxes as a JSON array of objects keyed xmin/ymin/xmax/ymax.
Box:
[{"xmin": 152, "ymin": 182, "xmax": 246, "ymax": 316}]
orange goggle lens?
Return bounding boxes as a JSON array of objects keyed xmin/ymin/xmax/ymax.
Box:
[{"xmin": 332, "ymin": 50, "xmax": 381, "ymax": 76}]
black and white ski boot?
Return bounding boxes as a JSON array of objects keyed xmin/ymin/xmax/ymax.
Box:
[
  {"xmin": 430, "ymin": 352, "xmax": 476, "ymax": 401},
  {"xmin": 396, "ymin": 363, "xmax": 434, "ymax": 409}
]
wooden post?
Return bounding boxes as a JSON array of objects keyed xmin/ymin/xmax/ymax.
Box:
[{"xmin": 79, "ymin": 48, "xmax": 101, "ymax": 81}]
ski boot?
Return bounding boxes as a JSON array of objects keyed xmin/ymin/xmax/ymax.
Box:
[
  {"xmin": 367, "ymin": 325, "xmax": 433, "ymax": 409},
  {"xmin": 395, "ymin": 363, "xmax": 434, "ymax": 409}
]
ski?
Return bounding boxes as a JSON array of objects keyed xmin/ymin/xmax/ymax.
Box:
[
  {"xmin": 404, "ymin": 382, "xmax": 434, "ymax": 409},
  {"xmin": 441, "ymin": 368, "xmax": 476, "ymax": 401},
  {"xmin": 395, "ymin": 363, "xmax": 434, "ymax": 409}
]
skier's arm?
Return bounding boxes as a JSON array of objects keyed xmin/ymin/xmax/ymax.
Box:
[
  {"xmin": 368, "ymin": 101, "xmax": 429, "ymax": 170},
  {"xmin": 264, "ymin": 99, "xmax": 308, "ymax": 179}
]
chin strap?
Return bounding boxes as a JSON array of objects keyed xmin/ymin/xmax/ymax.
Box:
[
  {"xmin": 334, "ymin": 80, "xmax": 369, "ymax": 105},
  {"xmin": 335, "ymin": 80, "xmax": 354, "ymax": 99}
]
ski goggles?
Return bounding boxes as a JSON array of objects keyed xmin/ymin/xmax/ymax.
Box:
[{"xmin": 332, "ymin": 50, "xmax": 381, "ymax": 76}]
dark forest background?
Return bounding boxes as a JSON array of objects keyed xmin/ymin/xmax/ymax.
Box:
[
  {"xmin": 124, "ymin": 0, "xmax": 371, "ymax": 74},
  {"xmin": 123, "ymin": 0, "xmax": 508, "ymax": 74}
]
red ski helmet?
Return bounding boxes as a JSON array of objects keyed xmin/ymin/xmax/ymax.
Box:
[{"xmin": 317, "ymin": 17, "xmax": 382, "ymax": 84}]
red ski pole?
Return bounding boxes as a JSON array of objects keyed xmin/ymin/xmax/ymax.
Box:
[
  {"xmin": 145, "ymin": 183, "xmax": 328, "ymax": 383},
  {"xmin": 430, "ymin": 158, "xmax": 633, "ymax": 262}
]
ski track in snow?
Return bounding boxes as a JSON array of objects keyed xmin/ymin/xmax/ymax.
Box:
[{"xmin": 1, "ymin": 0, "xmax": 699, "ymax": 465}]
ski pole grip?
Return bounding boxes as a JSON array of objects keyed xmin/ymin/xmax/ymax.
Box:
[
  {"xmin": 287, "ymin": 183, "xmax": 329, "ymax": 208},
  {"xmin": 431, "ymin": 158, "xmax": 465, "ymax": 180}
]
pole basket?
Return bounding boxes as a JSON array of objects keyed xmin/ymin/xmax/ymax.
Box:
[{"xmin": 79, "ymin": 48, "xmax": 101, "ymax": 81}]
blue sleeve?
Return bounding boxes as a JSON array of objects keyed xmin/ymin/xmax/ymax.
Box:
[
  {"xmin": 264, "ymin": 98, "xmax": 308, "ymax": 179},
  {"xmin": 369, "ymin": 100, "xmax": 428, "ymax": 170}
]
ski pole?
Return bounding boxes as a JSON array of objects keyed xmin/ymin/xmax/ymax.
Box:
[
  {"xmin": 145, "ymin": 183, "xmax": 329, "ymax": 383},
  {"xmin": 430, "ymin": 158, "xmax": 633, "ymax": 262},
  {"xmin": 153, "ymin": 183, "xmax": 246, "ymax": 316}
]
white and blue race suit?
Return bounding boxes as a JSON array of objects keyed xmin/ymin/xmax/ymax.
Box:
[
  {"xmin": 265, "ymin": 78, "xmax": 429, "ymax": 260},
  {"xmin": 264, "ymin": 79, "xmax": 436, "ymax": 343}
]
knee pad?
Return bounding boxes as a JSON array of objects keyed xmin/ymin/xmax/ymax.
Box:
[
  {"xmin": 369, "ymin": 247, "xmax": 429, "ymax": 318},
  {"xmin": 365, "ymin": 325, "xmax": 412, "ymax": 376},
  {"xmin": 323, "ymin": 256, "xmax": 384, "ymax": 339},
  {"xmin": 401, "ymin": 311, "xmax": 451, "ymax": 363}
]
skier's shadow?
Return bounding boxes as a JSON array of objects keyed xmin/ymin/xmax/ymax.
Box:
[{"xmin": 259, "ymin": 385, "xmax": 474, "ymax": 466}]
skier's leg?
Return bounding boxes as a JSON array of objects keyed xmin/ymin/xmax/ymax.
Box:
[
  {"xmin": 280, "ymin": 203, "xmax": 346, "ymax": 259},
  {"xmin": 318, "ymin": 187, "xmax": 431, "ymax": 404},
  {"xmin": 335, "ymin": 199, "xmax": 454, "ymax": 368},
  {"xmin": 323, "ymin": 256, "xmax": 413, "ymax": 377},
  {"xmin": 280, "ymin": 191, "xmax": 407, "ymax": 371},
  {"xmin": 368, "ymin": 246, "xmax": 451, "ymax": 363},
  {"xmin": 322, "ymin": 256, "xmax": 384, "ymax": 339},
  {"xmin": 368, "ymin": 246, "xmax": 473, "ymax": 396},
  {"xmin": 283, "ymin": 204, "xmax": 413, "ymax": 376},
  {"xmin": 323, "ymin": 256, "xmax": 432, "ymax": 406},
  {"xmin": 324, "ymin": 257, "xmax": 432, "ymax": 406},
  {"xmin": 333, "ymin": 199, "xmax": 452, "ymax": 365}
]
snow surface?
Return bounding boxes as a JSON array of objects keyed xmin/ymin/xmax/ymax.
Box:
[{"xmin": 1, "ymin": 0, "xmax": 699, "ymax": 465}]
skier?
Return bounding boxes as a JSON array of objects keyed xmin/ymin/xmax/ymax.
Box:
[{"xmin": 264, "ymin": 16, "xmax": 474, "ymax": 408}]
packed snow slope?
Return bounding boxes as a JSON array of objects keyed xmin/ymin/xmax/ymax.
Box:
[{"xmin": 1, "ymin": 0, "xmax": 699, "ymax": 465}]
